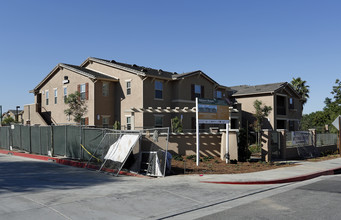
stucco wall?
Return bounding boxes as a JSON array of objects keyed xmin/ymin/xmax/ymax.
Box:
[
  {"xmin": 23, "ymin": 104, "xmax": 46, "ymax": 125},
  {"xmin": 37, "ymin": 68, "xmax": 95, "ymax": 125},
  {"xmin": 235, "ymin": 95, "xmax": 274, "ymax": 129},
  {"xmin": 94, "ymin": 80, "xmax": 115, "ymax": 127},
  {"xmin": 84, "ymin": 61, "xmax": 144, "ymax": 129}
]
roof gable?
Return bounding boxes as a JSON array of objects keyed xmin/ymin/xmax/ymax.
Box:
[
  {"xmin": 172, "ymin": 70, "xmax": 219, "ymax": 85},
  {"xmin": 231, "ymin": 82, "xmax": 301, "ymax": 98},
  {"xmin": 82, "ymin": 57, "xmax": 177, "ymax": 79},
  {"xmin": 33, "ymin": 63, "xmax": 118, "ymax": 92}
]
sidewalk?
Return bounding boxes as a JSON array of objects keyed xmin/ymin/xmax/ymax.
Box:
[
  {"xmin": 1, "ymin": 149, "xmax": 341, "ymax": 185},
  {"xmin": 199, "ymin": 158, "xmax": 341, "ymax": 184}
]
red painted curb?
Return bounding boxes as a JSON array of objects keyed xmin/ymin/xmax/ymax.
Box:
[
  {"xmin": 200, "ymin": 167, "xmax": 341, "ymax": 185},
  {"xmin": 0, "ymin": 149, "xmax": 146, "ymax": 178}
]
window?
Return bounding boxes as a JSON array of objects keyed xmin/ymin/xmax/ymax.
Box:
[
  {"xmin": 126, "ymin": 116, "xmax": 131, "ymax": 130},
  {"xmin": 195, "ymin": 85, "xmax": 201, "ymax": 97},
  {"xmin": 155, "ymin": 80, "xmax": 163, "ymax": 99},
  {"xmin": 45, "ymin": 90, "xmax": 49, "ymax": 105},
  {"xmin": 216, "ymin": 91, "xmax": 222, "ymax": 99},
  {"xmin": 231, "ymin": 118, "xmax": 238, "ymax": 129},
  {"xmin": 80, "ymin": 117, "xmax": 89, "ymax": 126},
  {"xmin": 64, "ymin": 87, "xmax": 67, "ymax": 103},
  {"xmin": 277, "ymin": 120, "xmax": 286, "ymax": 129},
  {"xmin": 289, "ymin": 98, "xmax": 294, "ymax": 109},
  {"xmin": 154, "ymin": 115, "xmax": 163, "ymax": 127},
  {"xmin": 277, "ymin": 95, "xmax": 286, "ymax": 115},
  {"xmin": 80, "ymin": 84, "xmax": 86, "ymax": 100},
  {"xmin": 54, "ymin": 89, "xmax": 57, "ymax": 104},
  {"xmin": 102, "ymin": 82, "xmax": 109, "ymax": 97},
  {"xmin": 102, "ymin": 116, "xmax": 110, "ymax": 128},
  {"xmin": 191, "ymin": 84, "xmax": 204, "ymax": 100},
  {"xmin": 126, "ymin": 81, "xmax": 131, "ymax": 95}
]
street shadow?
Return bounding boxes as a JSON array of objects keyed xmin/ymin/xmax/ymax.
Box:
[{"xmin": 0, "ymin": 156, "xmax": 126, "ymax": 193}]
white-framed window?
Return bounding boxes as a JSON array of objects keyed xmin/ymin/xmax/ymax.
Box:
[
  {"xmin": 45, "ymin": 90, "xmax": 49, "ymax": 105},
  {"xmin": 80, "ymin": 84, "xmax": 86, "ymax": 100},
  {"xmin": 289, "ymin": 97, "xmax": 294, "ymax": 109},
  {"xmin": 216, "ymin": 91, "xmax": 222, "ymax": 99},
  {"xmin": 64, "ymin": 87, "xmax": 67, "ymax": 103},
  {"xmin": 126, "ymin": 116, "xmax": 132, "ymax": 130},
  {"xmin": 154, "ymin": 115, "xmax": 163, "ymax": 128},
  {"xmin": 126, "ymin": 81, "xmax": 131, "ymax": 95},
  {"xmin": 155, "ymin": 80, "xmax": 163, "ymax": 99},
  {"xmin": 102, "ymin": 82, "xmax": 109, "ymax": 97},
  {"xmin": 54, "ymin": 89, "xmax": 57, "ymax": 104}
]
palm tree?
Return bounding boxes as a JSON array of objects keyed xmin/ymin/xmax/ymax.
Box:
[{"xmin": 290, "ymin": 77, "xmax": 310, "ymax": 106}]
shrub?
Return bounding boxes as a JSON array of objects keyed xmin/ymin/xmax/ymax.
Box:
[
  {"xmin": 173, "ymin": 154, "xmax": 183, "ymax": 161},
  {"xmin": 230, "ymin": 159, "xmax": 238, "ymax": 164},
  {"xmin": 186, "ymin": 155, "xmax": 196, "ymax": 161},
  {"xmin": 203, "ymin": 156, "xmax": 214, "ymax": 162}
]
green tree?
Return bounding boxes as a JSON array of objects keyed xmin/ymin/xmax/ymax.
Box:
[
  {"xmin": 171, "ymin": 116, "xmax": 183, "ymax": 133},
  {"xmin": 1, "ymin": 116, "xmax": 15, "ymax": 126},
  {"xmin": 300, "ymin": 79, "xmax": 341, "ymax": 133},
  {"xmin": 113, "ymin": 121, "xmax": 121, "ymax": 130},
  {"xmin": 290, "ymin": 77, "xmax": 310, "ymax": 106},
  {"xmin": 64, "ymin": 91, "xmax": 88, "ymax": 124},
  {"xmin": 253, "ymin": 100, "xmax": 272, "ymax": 148}
]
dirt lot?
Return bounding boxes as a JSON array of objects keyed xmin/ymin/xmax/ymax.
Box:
[{"xmin": 170, "ymin": 154, "xmax": 341, "ymax": 175}]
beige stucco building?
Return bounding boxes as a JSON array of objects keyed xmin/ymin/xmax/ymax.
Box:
[
  {"xmin": 23, "ymin": 57, "xmax": 303, "ymax": 132},
  {"xmin": 24, "ymin": 57, "xmax": 240, "ymax": 131},
  {"xmin": 230, "ymin": 82, "xmax": 303, "ymax": 131}
]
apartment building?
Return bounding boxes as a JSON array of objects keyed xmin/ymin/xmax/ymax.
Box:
[
  {"xmin": 24, "ymin": 57, "xmax": 240, "ymax": 130},
  {"xmin": 230, "ymin": 82, "xmax": 303, "ymax": 131}
]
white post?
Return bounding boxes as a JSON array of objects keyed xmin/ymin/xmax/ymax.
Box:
[
  {"xmin": 226, "ymin": 121, "xmax": 229, "ymax": 163},
  {"xmin": 196, "ymin": 98, "xmax": 200, "ymax": 166}
]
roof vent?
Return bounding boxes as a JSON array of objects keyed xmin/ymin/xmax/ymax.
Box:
[
  {"xmin": 173, "ymin": 72, "xmax": 178, "ymax": 74},
  {"xmin": 132, "ymin": 64, "xmax": 138, "ymax": 67},
  {"xmin": 158, "ymin": 69, "xmax": 163, "ymax": 74},
  {"xmin": 111, "ymin": 60, "xmax": 116, "ymax": 63}
]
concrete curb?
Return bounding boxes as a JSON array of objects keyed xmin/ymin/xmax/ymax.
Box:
[
  {"xmin": 200, "ymin": 166, "xmax": 341, "ymax": 185},
  {"xmin": 0, "ymin": 149, "xmax": 146, "ymax": 178}
]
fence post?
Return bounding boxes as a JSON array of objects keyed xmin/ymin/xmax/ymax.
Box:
[
  {"xmin": 261, "ymin": 129, "xmax": 272, "ymax": 162},
  {"xmin": 80, "ymin": 126, "xmax": 83, "ymax": 160},
  {"xmin": 64, "ymin": 126, "xmax": 67, "ymax": 157},
  {"xmin": 19, "ymin": 125, "xmax": 22, "ymax": 149},
  {"xmin": 309, "ymin": 129, "xmax": 316, "ymax": 147},
  {"xmin": 278, "ymin": 129, "xmax": 287, "ymax": 160},
  {"xmin": 39, "ymin": 126, "xmax": 42, "ymax": 155},
  {"xmin": 50, "ymin": 126, "xmax": 54, "ymax": 157},
  {"xmin": 29, "ymin": 126, "xmax": 32, "ymax": 153}
]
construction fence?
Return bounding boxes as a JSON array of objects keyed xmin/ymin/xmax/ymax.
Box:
[
  {"xmin": 263, "ymin": 129, "xmax": 339, "ymax": 161},
  {"xmin": 0, "ymin": 125, "xmax": 110, "ymax": 160},
  {"xmin": 0, "ymin": 125, "xmax": 170, "ymax": 177}
]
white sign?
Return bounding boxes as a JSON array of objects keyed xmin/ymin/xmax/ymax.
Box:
[{"xmin": 332, "ymin": 115, "xmax": 341, "ymax": 131}]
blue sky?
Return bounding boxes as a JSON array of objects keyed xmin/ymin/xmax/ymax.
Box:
[{"xmin": 1, "ymin": 0, "xmax": 340, "ymax": 114}]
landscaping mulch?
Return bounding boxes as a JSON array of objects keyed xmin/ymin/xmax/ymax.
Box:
[{"xmin": 170, "ymin": 154, "xmax": 341, "ymax": 175}]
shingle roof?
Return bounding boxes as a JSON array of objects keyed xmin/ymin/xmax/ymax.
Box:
[
  {"xmin": 33, "ymin": 63, "xmax": 118, "ymax": 92},
  {"xmin": 6, "ymin": 110, "xmax": 23, "ymax": 114},
  {"xmin": 86, "ymin": 57, "xmax": 221, "ymax": 85},
  {"xmin": 88, "ymin": 57, "xmax": 176, "ymax": 79},
  {"xmin": 61, "ymin": 64, "xmax": 118, "ymax": 81},
  {"xmin": 230, "ymin": 82, "xmax": 288, "ymax": 96}
]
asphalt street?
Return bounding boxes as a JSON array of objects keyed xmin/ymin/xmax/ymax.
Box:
[
  {"xmin": 0, "ymin": 153, "xmax": 339, "ymax": 219},
  {"xmin": 198, "ymin": 174, "xmax": 341, "ymax": 220}
]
